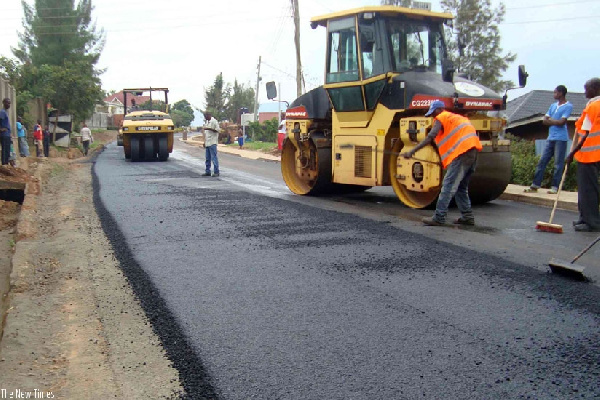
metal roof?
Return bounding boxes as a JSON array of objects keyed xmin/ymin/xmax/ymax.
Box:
[{"xmin": 506, "ymin": 90, "xmax": 587, "ymax": 128}]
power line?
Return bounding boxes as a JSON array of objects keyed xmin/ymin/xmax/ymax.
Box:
[
  {"xmin": 0, "ymin": 15, "xmax": 284, "ymax": 36},
  {"xmin": 0, "ymin": 9, "xmax": 284, "ymax": 23},
  {"xmin": 501, "ymin": 14, "xmax": 600, "ymax": 25},
  {"xmin": 506, "ymin": 0, "xmax": 600, "ymax": 10},
  {"xmin": 2, "ymin": 1, "xmax": 600, "ymax": 38},
  {"xmin": 266, "ymin": 3, "xmax": 292, "ymax": 56},
  {"xmin": 262, "ymin": 61, "xmax": 296, "ymax": 80}
]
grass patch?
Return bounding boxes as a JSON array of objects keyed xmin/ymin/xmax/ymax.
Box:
[
  {"xmin": 50, "ymin": 145, "xmax": 69, "ymax": 156},
  {"xmin": 228, "ymin": 141, "xmax": 277, "ymax": 152},
  {"xmin": 89, "ymin": 141, "xmax": 101, "ymax": 150},
  {"xmin": 50, "ymin": 163, "xmax": 66, "ymax": 177}
]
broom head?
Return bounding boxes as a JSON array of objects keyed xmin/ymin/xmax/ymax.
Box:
[
  {"xmin": 536, "ymin": 221, "xmax": 563, "ymax": 234},
  {"xmin": 549, "ymin": 258, "xmax": 586, "ymax": 280}
]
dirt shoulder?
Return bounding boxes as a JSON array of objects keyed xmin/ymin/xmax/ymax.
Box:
[{"xmin": 0, "ymin": 135, "xmax": 183, "ymax": 399}]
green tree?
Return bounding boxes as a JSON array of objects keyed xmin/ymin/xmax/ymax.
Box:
[
  {"xmin": 204, "ymin": 73, "xmax": 230, "ymax": 121},
  {"xmin": 37, "ymin": 60, "xmax": 104, "ymax": 135},
  {"xmin": 9, "ymin": 0, "xmax": 105, "ymax": 136},
  {"xmin": 170, "ymin": 100, "xmax": 194, "ymax": 128},
  {"xmin": 0, "ymin": 56, "xmax": 21, "ymax": 84},
  {"xmin": 247, "ymin": 118, "xmax": 278, "ymax": 142},
  {"xmin": 171, "ymin": 109, "xmax": 194, "ymax": 128},
  {"xmin": 225, "ymin": 80, "xmax": 255, "ymax": 124},
  {"xmin": 14, "ymin": 0, "xmax": 105, "ymax": 66},
  {"xmin": 172, "ymin": 99, "xmax": 194, "ymax": 116},
  {"xmin": 441, "ymin": 0, "xmax": 516, "ymax": 93},
  {"xmin": 0, "ymin": 57, "xmax": 35, "ymax": 120},
  {"xmin": 139, "ymin": 99, "xmax": 166, "ymax": 112}
]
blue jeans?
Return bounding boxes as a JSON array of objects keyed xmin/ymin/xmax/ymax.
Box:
[
  {"xmin": 1, "ymin": 136, "xmax": 11, "ymax": 165},
  {"xmin": 205, "ymin": 144, "xmax": 219, "ymax": 174},
  {"xmin": 433, "ymin": 148, "xmax": 478, "ymax": 223},
  {"xmin": 532, "ymin": 140, "xmax": 567, "ymax": 189}
]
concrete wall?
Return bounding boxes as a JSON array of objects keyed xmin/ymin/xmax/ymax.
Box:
[
  {"xmin": 85, "ymin": 112, "xmax": 109, "ymax": 129},
  {"xmin": 0, "ymin": 77, "xmax": 17, "ymax": 157},
  {"xmin": 27, "ymin": 97, "xmax": 47, "ymax": 129}
]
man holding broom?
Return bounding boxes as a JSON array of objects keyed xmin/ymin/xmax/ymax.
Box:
[
  {"xmin": 566, "ymin": 78, "xmax": 600, "ymax": 232},
  {"xmin": 401, "ymin": 100, "xmax": 482, "ymax": 226}
]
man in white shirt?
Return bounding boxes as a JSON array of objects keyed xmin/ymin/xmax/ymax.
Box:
[
  {"xmin": 80, "ymin": 123, "xmax": 93, "ymax": 156},
  {"xmin": 202, "ymin": 111, "xmax": 220, "ymax": 177}
]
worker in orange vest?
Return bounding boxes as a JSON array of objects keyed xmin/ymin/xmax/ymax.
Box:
[
  {"xmin": 401, "ymin": 100, "xmax": 482, "ymax": 226},
  {"xmin": 566, "ymin": 77, "xmax": 600, "ymax": 232}
]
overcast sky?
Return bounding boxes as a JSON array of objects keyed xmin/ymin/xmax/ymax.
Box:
[{"xmin": 1, "ymin": 0, "xmax": 599, "ymax": 119}]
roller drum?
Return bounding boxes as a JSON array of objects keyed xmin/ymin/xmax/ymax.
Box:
[
  {"xmin": 281, "ymin": 139, "xmax": 334, "ymax": 195},
  {"xmin": 468, "ymin": 150, "xmax": 511, "ymax": 204}
]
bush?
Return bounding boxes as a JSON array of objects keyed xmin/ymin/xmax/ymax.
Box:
[
  {"xmin": 508, "ymin": 134, "xmax": 578, "ymax": 191},
  {"xmin": 247, "ymin": 118, "xmax": 278, "ymax": 142}
]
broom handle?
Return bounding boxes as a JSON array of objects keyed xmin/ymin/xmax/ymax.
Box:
[
  {"xmin": 552, "ymin": 133, "xmax": 586, "ymax": 224},
  {"xmin": 548, "ymin": 163, "xmax": 568, "ymax": 224},
  {"xmin": 571, "ymin": 235, "xmax": 600, "ymax": 263}
]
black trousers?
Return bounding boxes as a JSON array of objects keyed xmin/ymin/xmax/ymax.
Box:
[
  {"xmin": 1, "ymin": 136, "xmax": 11, "ymax": 165},
  {"xmin": 577, "ymin": 161, "xmax": 600, "ymax": 229},
  {"xmin": 43, "ymin": 138, "xmax": 50, "ymax": 157}
]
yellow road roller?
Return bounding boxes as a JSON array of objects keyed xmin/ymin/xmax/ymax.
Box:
[
  {"xmin": 121, "ymin": 88, "xmax": 174, "ymax": 162},
  {"xmin": 281, "ymin": 5, "xmax": 527, "ymax": 208}
]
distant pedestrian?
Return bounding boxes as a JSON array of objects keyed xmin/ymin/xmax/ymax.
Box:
[
  {"xmin": 202, "ymin": 111, "xmax": 220, "ymax": 177},
  {"xmin": 566, "ymin": 78, "xmax": 600, "ymax": 232},
  {"xmin": 80, "ymin": 123, "xmax": 93, "ymax": 156},
  {"xmin": 33, "ymin": 120, "xmax": 43, "ymax": 157},
  {"xmin": 0, "ymin": 98, "xmax": 12, "ymax": 165},
  {"xmin": 43, "ymin": 125, "xmax": 51, "ymax": 157},
  {"xmin": 524, "ymin": 85, "xmax": 573, "ymax": 194},
  {"xmin": 16, "ymin": 116, "xmax": 30, "ymax": 157},
  {"xmin": 401, "ymin": 100, "xmax": 482, "ymax": 226},
  {"xmin": 237, "ymin": 130, "xmax": 244, "ymax": 149}
]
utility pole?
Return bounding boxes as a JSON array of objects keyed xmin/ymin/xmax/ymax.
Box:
[
  {"xmin": 292, "ymin": 0, "xmax": 303, "ymax": 98},
  {"xmin": 278, "ymin": 82, "xmax": 281, "ymax": 127},
  {"xmin": 253, "ymin": 56, "xmax": 262, "ymax": 124}
]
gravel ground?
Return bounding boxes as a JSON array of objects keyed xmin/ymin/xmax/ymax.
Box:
[{"xmin": 0, "ymin": 136, "xmax": 183, "ymax": 399}]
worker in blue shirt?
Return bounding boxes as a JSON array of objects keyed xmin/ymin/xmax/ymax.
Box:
[
  {"xmin": 525, "ymin": 85, "xmax": 573, "ymax": 194},
  {"xmin": 16, "ymin": 116, "xmax": 29, "ymax": 157},
  {"xmin": 0, "ymin": 98, "xmax": 12, "ymax": 165}
]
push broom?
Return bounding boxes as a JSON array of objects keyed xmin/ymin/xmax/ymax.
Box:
[
  {"xmin": 549, "ymin": 234, "xmax": 600, "ymax": 280},
  {"xmin": 535, "ymin": 163, "xmax": 568, "ymax": 233}
]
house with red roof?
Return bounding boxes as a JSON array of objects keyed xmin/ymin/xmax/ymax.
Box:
[{"xmin": 102, "ymin": 91, "xmax": 151, "ymax": 115}]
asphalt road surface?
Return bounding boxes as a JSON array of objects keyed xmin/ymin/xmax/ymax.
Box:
[{"xmin": 93, "ymin": 139, "xmax": 600, "ymax": 399}]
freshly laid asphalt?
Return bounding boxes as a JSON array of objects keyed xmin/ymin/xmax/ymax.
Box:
[
  {"xmin": 189, "ymin": 136, "xmax": 580, "ymax": 213},
  {"xmin": 91, "ymin": 141, "xmax": 600, "ymax": 399}
]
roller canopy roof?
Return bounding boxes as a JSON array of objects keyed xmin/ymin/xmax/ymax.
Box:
[{"xmin": 310, "ymin": 5, "xmax": 453, "ymax": 28}]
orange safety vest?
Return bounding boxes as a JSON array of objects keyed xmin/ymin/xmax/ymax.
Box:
[
  {"xmin": 434, "ymin": 111, "xmax": 482, "ymax": 168},
  {"xmin": 574, "ymin": 98, "xmax": 600, "ymax": 163}
]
